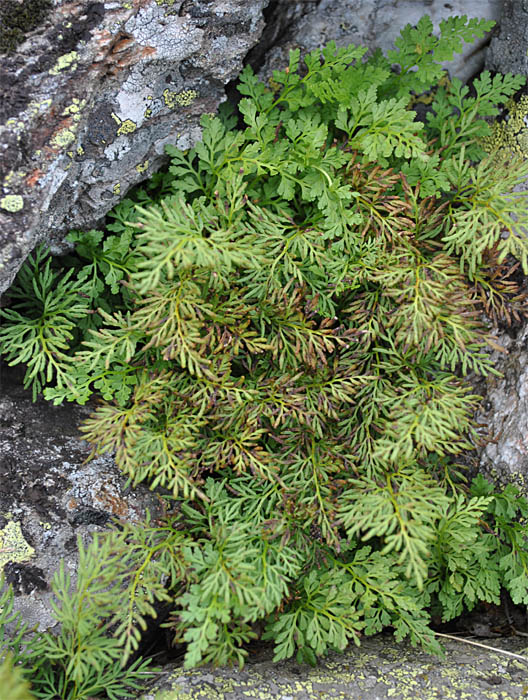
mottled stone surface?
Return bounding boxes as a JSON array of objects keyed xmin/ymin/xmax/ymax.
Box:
[
  {"xmin": 138, "ymin": 633, "xmax": 528, "ymax": 700},
  {"xmin": 0, "ymin": 364, "xmax": 166, "ymax": 631},
  {"xmin": 0, "ymin": 0, "xmax": 269, "ymax": 296},
  {"xmin": 474, "ymin": 322, "xmax": 528, "ymax": 493},
  {"xmin": 486, "ymin": 0, "xmax": 528, "ymax": 76}
]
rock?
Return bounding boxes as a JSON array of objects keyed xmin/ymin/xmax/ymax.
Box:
[
  {"xmin": 0, "ymin": 364, "xmax": 166, "ymax": 631},
  {"xmin": 258, "ymin": 0, "xmax": 502, "ymax": 85},
  {"xmin": 138, "ymin": 632, "xmax": 528, "ymax": 700},
  {"xmin": 0, "ymin": 0, "xmax": 270, "ymax": 296},
  {"xmin": 486, "ymin": 0, "xmax": 528, "ymax": 76},
  {"xmin": 474, "ymin": 322, "xmax": 528, "ymax": 493}
]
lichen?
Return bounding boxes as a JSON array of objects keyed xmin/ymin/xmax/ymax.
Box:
[
  {"xmin": 111, "ymin": 113, "xmax": 137, "ymax": 136},
  {"xmin": 0, "ymin": 0, "xmax": 52, "ymax": 55},
  {"xmin": 484, "ymin": 95, "xmax": 528, "ymax": 158},
  {"xmin": 0, "ymin": 521, "xmax": 34, "ymax": 572},
  {"xmin": 113, "ymin": 183, "xmax": 121, "ymax": 195},
  {"xmin": 0, "ymin": 195, "xmax": 24, "ymax": 212},
  {"xmin": 62, "ymin": 98, "xmax": 86, "ymax": 118},
  {"xmin": 163, "ymin": 89, "xmax": 198, "ymax": 110},
  {"xmin": 49, "ymin": 51, "xmax": 79, "ymax": 76},
  {"xmin": 135, "ymin": 160, "xmax": 149, "ymax": 174},
  {"xmin": 2, "ymin": 170, "xmax": 27, "ymax": 187},
  {"xmin": 50, "ymin": 127, "xmax": 77, "ymax": 148}
]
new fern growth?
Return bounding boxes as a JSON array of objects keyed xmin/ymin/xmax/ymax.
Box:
[{"xmin": 3, "ymin": 14, "xmax": 528, "ymax": 694}]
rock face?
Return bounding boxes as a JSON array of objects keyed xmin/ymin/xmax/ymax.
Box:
[
  {"xmin": 486, "ymin": 0, "xmax": 528, "ymax": 76},
  {"xmin": 0, "ymin": 364, "xmax": 166, "ymax": 632},
  {"xmin": 474, "ymin": 323, "xmax": 528, "ymax": 492},
  {"xmin": 0, "ymin": 0, "xmax": 269, "ymax": 296}
]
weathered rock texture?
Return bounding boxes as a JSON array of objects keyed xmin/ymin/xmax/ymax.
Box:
[
  {"xmin": 139, "ymin": 632, "xmax": 528, "ymax": 700},
  {"xmin": 474, "ymin": 322, "xmax": 528, "ymax": 493},
  {"xmin": 486, "ymin": 0, "xmax": 528, "ymax": 76},
  {"xmin": 0, "ymin": 0, "xmax": 270, "ymax": 296},
  {"xmin": 0, "ymin": 364, "xmax": 166, "ymax": 631}
]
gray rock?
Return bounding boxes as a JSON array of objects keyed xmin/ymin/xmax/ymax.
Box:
[
  {"xmin": 474, "ymin": 322, "xmax": 528, "ymax": 492},
  {"xmin": 486, "ymin": 0, "xmax": 528, "ymax": 76},
  {"xmin": 138, "ymin": 632, "xmax": 528, "ymax": 700},
  {"xmin": 0, "ymin": 365, "xmax": 166, "ymax": 631},
  {"xmin": 0, "ymin": 0, "xmax": 269, "ymax": 296}
]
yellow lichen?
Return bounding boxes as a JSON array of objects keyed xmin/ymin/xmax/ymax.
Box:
[
  {"xmin": 163, "ymin": 88, "xmax": 197, "ymax": 109},
  {"xmin": 111, "ymin": 113, "xmax": 138, "ymax": 136},
  {"xmin": 0, "ymin": 195, "xmax": 24, "ymax": 212},
  {"xmin": 3, "ymin": 170, "xmax": 26, "ymax": 187},
  {"xmin": 484, "ymin": 95, "xmax": 528, "ymax": 158},
  {"xmin": 49, "ymin": 51, "xmax": 79, "ymax": 75},
  {"xmin": 50, "ymin": 127, "xmax": 76, "ymax": 148},
  {"xmin": 62, "ymin": 99, "xmax": 86, "ymax": 119},
  {"xmin": 136, "ymin": 160, "xmax": 149, "ymax": 173},
  {"xmin": 28, "ymin": 98, "xmax": 52, "ymax": 116},
  {"xmin": 113, "ymin": 183, "xmax": 121, "ymax": 195},
  {"xmin": 0, "ymin": 521, "xmax": 34, "ymax": 572}
]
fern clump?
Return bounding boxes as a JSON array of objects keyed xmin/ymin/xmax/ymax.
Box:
[{"xmin": 3, "ymin": 14, "xmax": 528, "ymax": 686}]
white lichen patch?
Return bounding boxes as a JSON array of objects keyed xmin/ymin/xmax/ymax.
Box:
[
  {"xmin": 49, "ymin": 51, "xmax": 79, "ymax": 76},
  {"xmin": 0, "ymin": 195, "xmax": 24, "ymax": 212},
  {"xmin": 0, "ymin": 521, "xmax": 34, "ymax": 572},
  {"xmin": 124, "ymin": 5, "xmax": 203, "ymax": 61}
]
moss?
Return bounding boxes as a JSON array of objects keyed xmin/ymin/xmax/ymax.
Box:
[{"xmin": 0, "ymin": 0, "xmax": 52, "ymax": 55}]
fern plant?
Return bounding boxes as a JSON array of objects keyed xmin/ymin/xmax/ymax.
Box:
[{"xmin": 3, "ymin": 13, "xmax": 528, "ymax": 686}]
